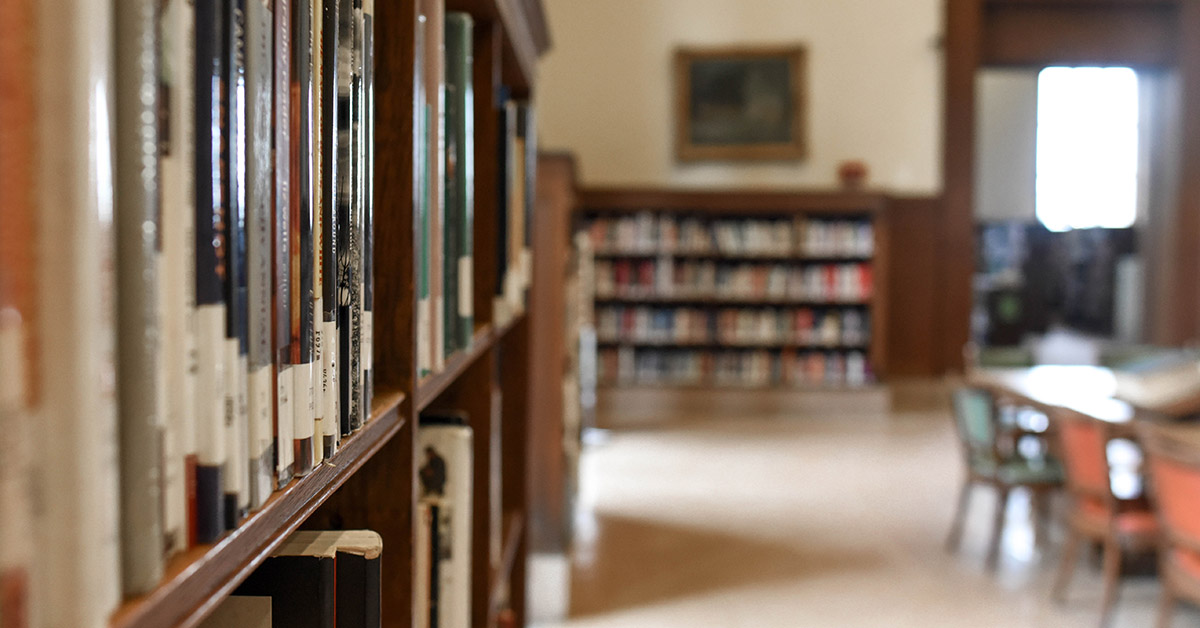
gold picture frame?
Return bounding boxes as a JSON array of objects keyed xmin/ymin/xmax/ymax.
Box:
[{"xmin": 674, "ymin": 45, "xmax": 808, "ymax": 162}]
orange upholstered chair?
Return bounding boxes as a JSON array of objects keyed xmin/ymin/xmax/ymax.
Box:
[
  {"xmin": 1137, "ymin": 422, "xmax": 1200, "ymax": 628},
  {"xmin": 1051, "ymin": 408, "xmax": 1158, "ymax": 626}
]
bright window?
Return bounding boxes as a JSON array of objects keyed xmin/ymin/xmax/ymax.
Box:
[{"xmin": 1035, "ymin": 67, "xmax": 1139, "ymax": 231}]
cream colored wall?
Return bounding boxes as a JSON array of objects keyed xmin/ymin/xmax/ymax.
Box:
[
  {"xmin": 537, "ymin": 0, "xmax": 944, "ymax": 193},
  {"xmin": 974, "ymin": 69, "xmax": 1038, "ymax": 222}
]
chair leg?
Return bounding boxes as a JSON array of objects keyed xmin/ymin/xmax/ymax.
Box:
[
  {"xmin": 986, "ymin": 487, "xmax": 1010, "ymax": 570},
  {"xmin": 1099, "ymin": 536, "xmax": 1122, "ymax": 628},
  {"xmin": 1032, "ymin": 488, "xmax": 1052, "ymax": 550},
  {"xmin": 1156, "ymin": 585, "xmax": 1174, "ymax": 628},
  {"xmin": 946, "ymin": 480, "xmax": 972, "ymax": 552},
  {"xmin": 1054, "ymin": 528, "xmax": 1082, "ymax": 603}
]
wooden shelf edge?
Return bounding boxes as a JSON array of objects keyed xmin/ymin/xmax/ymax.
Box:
[
  {"xmin": 110, "ymin": 391, "xmax": 408, "ymax": 628},
  {"xmin": 416, "ymin": 325, "xmax": 496, "ymax": 410}
]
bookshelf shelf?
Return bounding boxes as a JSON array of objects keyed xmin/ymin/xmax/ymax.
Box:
[
  {"xmin": 579, "ymin": 188, "xmax": 889, "ymax": 390},
  {"xmin": 110, "ymin": 392, "xmax": 407, "ymax": 628},
  {"xmin": 416, "ymin": 325, "xmax": 497, "ymax": 412}
]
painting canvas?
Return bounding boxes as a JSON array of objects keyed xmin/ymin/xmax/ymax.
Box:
[{"xmin": 675, "ymin": 46, "xmax": 807, "ymax": 161}]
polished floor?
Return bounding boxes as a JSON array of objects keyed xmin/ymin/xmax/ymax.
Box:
[{"xmin": 532, "ymin": 392, "xmax": 1199, "ymax": 628}]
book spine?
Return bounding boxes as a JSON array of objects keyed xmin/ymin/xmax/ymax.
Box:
[
  {"xmin": 347, "ymin": 0, "xmax": 365, "ymax": 431},
  {"xmin": 34, "ymin": 0, "xmax": 123, "ymax": 622},
  {"xmin": 224, "ymin": 0, "xmax": 252, "ymax": 530},
  {"xmin": 361, "ymin": 0, "xmax": 375, "ymax": 419},
  {"xmin": 159, "ymin": 0, "xmax": 199, "ymax": 553},
  {"xmin": 320, "ymin": 0, "xmax": 341, "ymax": 456},
  {"xmin": 291, "ymin": 0, "xmax": 317, "ymax": 474},
  {"xmin": 442, "ymin": 68, "xmax": 459, "ymax": 361},
  {"xmin": 445, "ymin": 12, "xmax": 474, "ymax": 351},
  {"xmin": 0, "ymin": 0, "xmax": 37, "ymax": 619},
  {"xmin": 246, "ymin": 0, "xmax": 277, "ymax": 509},
  {"xmin": 274, "ymin": 0, "xmax": 296, "ymax": 488},
  {"xmin": 115, "ymin": 0, "xmax": 166, "ymax": 594},
  {"xmin": 414, "ymin": 9, "xmax": 431, "ymax": 379},
  {"xmin": 337, "ymin": 0, "xmax": 359, "ymax": 435},
  {"xmin": 195, "ymin": 0, "xmax": 229, "ymax": 545},
  {"xmin": 519, "ymin": 104, "xmax": 535, "ymax": 295},
  {"xmin": 426, "ymin": 0, "xmax": 445, "ymax": 373},
  {"xmin": 417, "ymin": 418, "xmax": 473, "ymax": 628},
  {"xmin": 334, "ymin": 545, "xmax": 382, "ymax": 628},
  {"xmin": 311, "ymin": 0, "xmax": 326, "ymax": 462}
]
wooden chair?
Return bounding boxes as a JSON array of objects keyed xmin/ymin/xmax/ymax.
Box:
[
  {"xmin": 1051, "ymin": 408, "xmax": 1158, "ymax": 627},
  {"xmin": 1137, "ymin": 422, "xmax": 1200, "ymax": 628},
  {"xmin": 946, "ymin": 387, "xmax": 1063, "ymax": 569}
]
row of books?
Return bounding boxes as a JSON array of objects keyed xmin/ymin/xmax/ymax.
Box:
[
  {"xmin": 596, "ymin": 306, "xmax": 870, "ymax": 347},
  {"xmin": 594, "ymin": 259, "xmax": 874, "ymax": 303},
  {"xmin": 598, "ymin": 347, "xmax": 874, "ymax": 387},
  {"xmin": 0, "ymin": 0, "xmax": 386, "ymax": 624},
  {"xmin": 412, "ymin": 3, "xmax": 535, "ymax": 379},
  {"xmin": 588, "ymin": 213, "xmax": 874, "ymax": 258}
]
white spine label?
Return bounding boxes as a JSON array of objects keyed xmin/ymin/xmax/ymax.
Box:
[
  {"xmin": 293, "ymin": 362, "xmax": 316, "ymax": 439},
  {"xmin": 195, "ymin": 305, "xmax": 227, "ymax": 465},
  {"xmin": 458, "ymin": 256, "xmax": 472, "ymax": 317},
  {"xmin": 322, "ymin": 320, "xmax": 338, "ymax": 435},
  {"xmin": 277, "ymin": 365, "xmax": 294, "ymax": 472},
  {"xmin": 362, "ymin": 310, "xmax": 373, "ymax": 371}
]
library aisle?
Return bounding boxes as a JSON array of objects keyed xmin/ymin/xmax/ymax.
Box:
[{"xmin": 532, "ymin": 396, "xmax": 1198, "ymax": 628}]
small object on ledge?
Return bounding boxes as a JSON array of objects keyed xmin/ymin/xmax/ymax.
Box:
[{"xmin": 838, "ymin": 160, "xmax": 868, "ymax": 190}]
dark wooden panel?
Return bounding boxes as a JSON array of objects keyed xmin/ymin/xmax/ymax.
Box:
[
  {"xmin": 529, "ymin": 154, "xmax": 575, "ymax": 553},
  {"xmin": 982, "ymin": 3, "xmax": 1178, "ymax": 67},
  {"xmin": 941, "ymin": 0, "xmax": 982, "ymax": 374},
  {"xmin": 498, "ymin": 315, "xmax": 530, "ymax": 623},
  {"xmin": 578, "ymin": 187, "xmax": 886, "ymax": 215},
  {"xmin": 883, "ymin": 197, "xmax": 942, "ymax": 377},
  {"xmin": 473, "ymin": 20, "xmax": 503, "ymax": 331},
  {"xmin": 372, "ymin": 0, "xmax": 418, "ymax": 392}
]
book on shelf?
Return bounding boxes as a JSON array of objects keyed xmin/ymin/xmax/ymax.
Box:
[
  {"xmin": 442, "ymin": 11, "xmax": 476, "ymax": 356},
  {"xmin": 422, "ymin": 0, "xmax": 447, "ymax": 374},
  {"xmin": 291, "ymin": 0, "xmax": 317, "ymax": 478},
  {"xmin": 311, "ymin": 0, "xmax": 328, "ymax": 465},
  {"xmin": 319, "ymin": 0, "xmax": 342, "ymax": 459},
  {"xmin": 233, "ymin": 529, "xmax": 382, "ymax": 628},
  {"xmin": 273, "ymin": 0, "xmax": 297, "ymax": 491},
  {"xmin": 198, "ymin": 595, "xmax": 272, "ymax": 628},
  {"xmin": 417, "ymin": 413, "xmax": 474, "ymax": 628}
]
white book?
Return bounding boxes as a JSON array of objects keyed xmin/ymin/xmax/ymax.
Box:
[
  {"xmin": 34, "ymin": 0, "xmax": 122, "ymax": 620},
  {"xmin": 159, "ymin": 0, "xmax": 199, "ymax": 554},
  {"xmin": 417, "ymin": 416, "xmax": 473, "ymax": 628}
]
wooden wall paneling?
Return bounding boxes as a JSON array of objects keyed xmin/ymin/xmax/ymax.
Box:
[
  {"xmin": 870, "ymin": 201, "xmax": 891, "ymax": 377},
  {"xmin": 528, "ymin": 153, "xmax": 576, "ymax": 553},
  {"xmin": 578, "ymin": 187, "xmax": 887, "ymax": 214},
  {"xmin": 982, "ymin": 2, "xmax": 1178, "ymax": 68},
  {"xmin": 498, "ymin": 315, "xmax": 530, "ymax": 624},
  {"xmin": 425, "ymin": 350, "xmax": 496, "ymax": 628},
  {"xmin": 941, "ymin": 0, "xmax": 983, "ymax": 374},
  {"xmin": 883, "ymin": 197, "xmax": 942, "ymax": 377},
  {"xmin": 473, "ymin": 19, "xmax": 503, "ymax": 331},
  {"xmin": 1167, "ymin": 0, "xmax": 1200, "ymax": 343}
]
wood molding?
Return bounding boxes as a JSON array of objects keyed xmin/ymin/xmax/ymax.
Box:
[
  {"xmin": 982, "ymin": 2, "xmax": 1178, "ymax": 67},
  {"xmin": 578, "ymin": 187, "xmax": 886, "ymax": 214}
]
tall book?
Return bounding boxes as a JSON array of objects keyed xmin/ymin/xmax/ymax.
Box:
[
  {"xmin": 246, "ymin": 0, "xmax": 278, "ymax": 509},
  {"xmin": 417, "ymin": 414, "xmax": 473, "ymax": 628},
  {"xmin": 444, "ymin": 12, "xmax": 475, "ymax": 352},
  {"xmin": 493, "ymin": 91, "xmax": 512, "ymax": 318},
  {"xmin": 291, "ymin": 0, "xmax": 317, "ymax": 475},
  {"xmin": 361, "ymin": 0, "xmax": 376, "ymax": 420},
  {"xmin": 273, "ymin": 0, "xmax": 296, "ymax": 489},
  {"xmin": 0, "ymin": 0, "xmax": 37, "ymax": 620},
  {"xmin": 347, "ymin": 0, "xmax": 366, "ymax": 431},
  {"xmin": 319, "ymin": 0, "xmax": 341, "ymax": 457},
  {"xmin": 34, "ymin": 0, "xmax": 123, "ymax": 623},
  {"xmin": 224, "ymin": 0, "xmax": 252, "ymax": 530},
  {"xmin": 115, "ymin": 0, "xmax": 165, "ymax": 593},
  {"xmin": 195, "ymin": 0, "xmax": 230, "ymax": 545},
  {"xmin": 311, "ymin": 0, "xmax": 327, "ymax": 463},
  {"xmin": 159, "ymin": 0, "xmax": 199, "ymax": 552},
  {"xmin": 517, "ymin": 103, "xmax": 536, "ymax": 298},
  {"xmin": 414, "ymin": 9, "xmax": 431, "ymax": 380},
  {"xmin": 234, "ymin": 530, "xmax": 382, "ymax": 628},
  {"xmin": 424, "ymin": 0, "xmax": 446, "ymax": 373},
  {"xmin": 337, "ymin": 0, "xmax": 363, "ymax": 434}
]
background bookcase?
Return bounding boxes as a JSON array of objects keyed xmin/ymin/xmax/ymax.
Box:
[
  {"xmin": 107, "ymin": 0, "xmax": 550, "ymax": 627},
  {"xmin": 577, "ymin": 188, "xmax": 890, "ymax": 390}
]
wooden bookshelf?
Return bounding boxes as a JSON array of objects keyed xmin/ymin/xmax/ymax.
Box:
[
  {"xmin": 103, "ymin": 0, "xmax": 550, "ymax": 626},
  {"xmin": 580, "ymin": 187, "xmax": 890, "ymax": 390}
]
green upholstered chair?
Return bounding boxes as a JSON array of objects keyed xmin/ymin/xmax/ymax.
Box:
[{"xmin": 946, "ymin": 386, "xmax": 1064, "ymax": 569}]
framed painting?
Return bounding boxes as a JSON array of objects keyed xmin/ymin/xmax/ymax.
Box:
[{"xmin": 674, "ymin": 45, "xmax": 807, "ymax": 161}]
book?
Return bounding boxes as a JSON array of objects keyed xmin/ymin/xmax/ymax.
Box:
[
  {"xmin": 361, "ymin": 0, "xmax": 376, "ymax": 420},
  {"xmin": 311, "ymin": 0, "xmax": 326, "ymax": 464},
  {"xmin": 414, "ymin": 7, "xmax": 432, "ymax": 379},
  {"xmin": 0, "ymin": 0, "xmax": 37, "ymax": 618},
  {"xmin": 234, "ymin": 529, "xmax": 382, "ymax": 628},
  {"xmin": 319, "ymin": 0, "xmax": 342, "ymax": 457},
  {"xmin": 444, "ymin": 12, "xmax": 475, "ymax": 354},
  {"xmin": 337, "ymin": 0, "xmax": 364, "ymax": 434},
  {"xmin": 273, "ymin": 0, "xmax": 296, "ymax": 489},
  {"xmin": 195, "ymin": 0, "xmax": 230, "ymax": 544},
  {"xmin": 159, "ymin": 0, "xmax": 200, "ymax": 553},
  {"xmin": 34, "ymin": 0, "xmax": 123, "ymax": 622},
  {"xmin": 114, "ymin": 0, "xmax": 166, "ymax": 593},
  {"xmin": 291, "ymin": 0, "xmax": 317, "ymax": 475},
  {"xmin": 224, "ymin": 0, "xmax": 252, "ymax": 530},
  {"xmin": 425, "ymin": 0, "xmax": 446, "ymax": 373},
  {"xmin": 417, "ymin": 414, "xmax": 473, "ymax": 628},
  {"xmin": 246, "ymin": 0, "xmax": 279, "ymax": 509},
  {"xmin": 198, "ymin": 596, "xmax": 272, "ymax": 628}
]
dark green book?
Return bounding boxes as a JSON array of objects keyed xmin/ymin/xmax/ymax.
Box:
[{"xmin": 444, "ymin": 11, "xmax": 474, "ymax": 353}]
